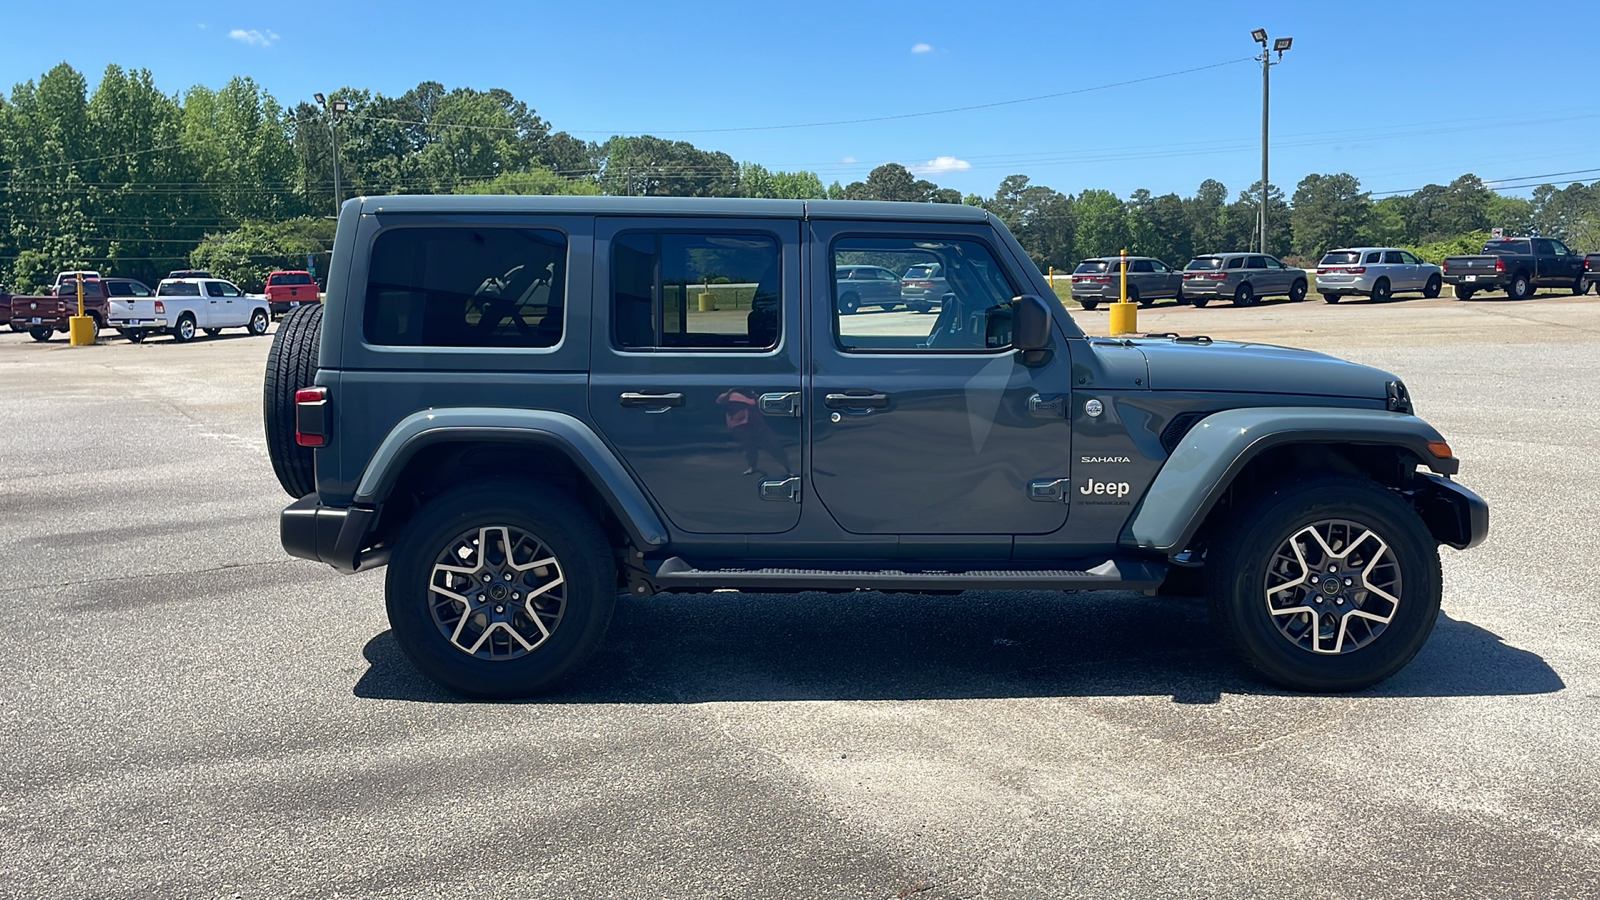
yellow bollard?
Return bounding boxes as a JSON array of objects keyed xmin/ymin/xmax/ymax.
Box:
[
  {"xmin": 1109, "ymin": 247, "xmax": 1138, "ymax": 335},
  {"xmin": 69, "ymin": 276, "xmax": 95, "ymax": 346},
  {"xmin": 698, "ymin": 291, "xmax": 717, "ymax": 312}
]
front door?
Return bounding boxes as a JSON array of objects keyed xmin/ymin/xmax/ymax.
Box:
[
  {"xmin": 808, "ymin": 222, "xmax": 1073, "ymax": 535},
  {"xmin": 588, "ymin": 217, "xmax": 804, "ymax": 535}
]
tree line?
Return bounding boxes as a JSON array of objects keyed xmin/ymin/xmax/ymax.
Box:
[{"xmin": 3, "ymin": 63, "xmax": 1598, "ymax": 291}]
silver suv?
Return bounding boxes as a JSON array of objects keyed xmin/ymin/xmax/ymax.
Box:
[
  {"xmin": 1180, "ymin": 253, "xmax": 1309, "ymax": 307},
  {"xmin": 1069, "ymin": 257, "xmax": 1184, "ymax": 310},
  {"xmin": 1317, "ymin": 248, "xmax": 1443, "ymax": 303}
]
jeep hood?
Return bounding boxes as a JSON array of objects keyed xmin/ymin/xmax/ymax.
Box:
[{"xmin": 1117, "ymin": 338, "xmax": 1398, "ymax": 399}]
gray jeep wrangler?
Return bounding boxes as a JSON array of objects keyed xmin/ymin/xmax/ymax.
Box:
[{"xmin": 266, "ymin": 196, "xmax": 1487, "ymax": 698}]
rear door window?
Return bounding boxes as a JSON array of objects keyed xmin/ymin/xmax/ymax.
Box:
[
  {"xmin": 1384, "ymin": 251, "xmax": 1405, "ymax": 264},
  {"xmin": 1130, "ymin": 260, "xmax": 1153, "ymax": 273},
  {"xmin": 613, "ymin": 232, "xmax": 780, "ymax": 351},
  {"xmin": 364, "ymin": 226, "xmax": 568, "ymax": 348},
  {"xmin": 1245, "ymin": 257, "xmax": 1267, "ymax": 270}
]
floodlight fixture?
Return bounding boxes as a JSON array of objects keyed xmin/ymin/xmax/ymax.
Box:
[
  {"xmin": 1251, "ymin": 28, "xmax": 1268, "ymax": 44},
  {"xmin": 314, "ymin": 92, "xmax": 326, "ymax": 106},
  {"xmin": 1273, "ymin": 36, "xmax": 1293, "ymax": 53},
  {"xmin": 332, "ymin": 100, "xmax": 350, "ymax": 114}
]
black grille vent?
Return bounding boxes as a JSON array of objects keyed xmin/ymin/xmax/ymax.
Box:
[{"xmin": 1160, "ymin": 412, "xmax": 1211, "ymax": 454}]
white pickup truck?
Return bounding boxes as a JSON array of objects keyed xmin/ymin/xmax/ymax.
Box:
[{"xmin": 112, "ymin": 277, "xmax": 272, "ymax": 343}]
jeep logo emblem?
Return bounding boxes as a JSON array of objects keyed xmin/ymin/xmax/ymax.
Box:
[{"xmin": 1080, "ymin": 479, "xmax": 1130, "ymax": 498}]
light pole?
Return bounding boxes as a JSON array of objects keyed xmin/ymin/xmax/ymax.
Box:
[
  {"xmin": 1251, "ymin": 30, "xmax": 1292, "ymax": 254},
  {"xmin": 314, "ymin": 93, "xmax": 349, "ymax": 216}
]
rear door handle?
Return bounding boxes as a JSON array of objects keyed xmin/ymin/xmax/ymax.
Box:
[
  {"xmin": 619, "ymin": 391, "xmax": 685, "ymax": 409},
  {"xmin": 824, "ymin": 392, "xmax": 890, "ymax": 410}
]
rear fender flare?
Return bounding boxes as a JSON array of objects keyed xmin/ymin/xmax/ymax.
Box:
[
  {"xmin": 1123, "ymin": 407, "xmax": 1456, "ymax": 554},
  {"xmin": 355, "ymin": 407, "xmax": 670, "ymax": 550}
]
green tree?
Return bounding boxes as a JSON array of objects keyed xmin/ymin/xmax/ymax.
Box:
[
  {"xmin": 455, "ymin": 167, "xmax": 599, "ymax": 196},
  {"xmin": 1183, "ymin": 179, "xmax": 1228, "ymax": 254},
  {"xmin": 1074, "ymin": 189, "xmax": 1129, "ymax": 258},
  {"xmin": 988, "ymin": 175, "xmax": 1075, "ymax": 270},
  {"xmin": 598, "ymin": 135, "xmax": 738, "ymax": 197},
  {"xmin": 189, "ymin": 217, "xmax": 335, "ymax": 291},
  {"xmin": 1290, "ymin": 173, "xmax": 1371, "ymax": 257}
]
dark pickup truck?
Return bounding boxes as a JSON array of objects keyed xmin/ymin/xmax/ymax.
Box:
[
  {"xmin": 1584, "ymin": 253, "xmax": 1600, "ymax": 295},
  {"xmin": 7, "ymin": 277, "xmax": 111, "ymax": 341},
  {"xmin": 1443, "ymin": 236, "xmax": 1587, "ymax": 300}
]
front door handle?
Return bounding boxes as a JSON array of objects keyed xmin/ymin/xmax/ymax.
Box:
[
  {"xmin": 824, "ymin": 392, "xmax": 890, "ymax": 410},
  {"xmin": 619, "ymin": 391, "xmax": 685, "ymax": 409}
]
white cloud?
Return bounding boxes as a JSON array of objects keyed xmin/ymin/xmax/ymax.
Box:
[
  {"xmin": 908, "ymin": 156, "xmax": 971, "ymax": 176},
  {"xmin": 229, "ymin": 28, "xmax": 279, "ymax": 47},
  {"xmin": 842, "ymin": 156, "xmax": 857, "ymax": 164},
  {"xmin": 911, "ymin": 42, "xmax": 932, "ymax": 54}
]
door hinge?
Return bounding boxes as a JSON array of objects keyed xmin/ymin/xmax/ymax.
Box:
[
  {"xmin": 759, "ymin": 476, "xmax": 801, "ymax": 503},
  {"xmin": 1028, "ymin": 393, "xmax": 1067, "ymax": 417},
  {"xmin": 1027, "ymin": 478, "xmax": 1070, "ymax": 502},
  {"xmin": 758, "ymin": 391, "xmax": 800, "ymax": 417}
]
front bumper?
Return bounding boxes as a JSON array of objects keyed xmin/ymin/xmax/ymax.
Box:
[
  {"xmin": 281, "ymin": 493, "xmax": 384, "ymax": 573},
  {"xmin": 1413, "ymin": 473, "xmax": 1489, "ymax": 550}
]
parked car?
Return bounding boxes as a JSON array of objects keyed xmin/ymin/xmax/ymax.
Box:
[
  {"xmin": 1584, "ymin": 253, "xmax": 1600, "ymax": 295},
  {"xmin": 1070, "ymin": 256, "xmax": 1184, "ymax": 310},
  {"xmin": 118, "ymin": 277, "xmax": 271, "ymax": 342},
  {"xmin": 1180, "ymin": 253, "xmax": 1309, "ymax": 307},
  {"xmin": 264, "ymin": 270, "xmax": 320, "ymax": 316},
  {"xmin": 8, "ymin": 276, "xmax": 111, "ymax": 341},
  {"xmin": 1442, "ymin": 237, "xmax": 1586, "ymax": 300},
  {"xmin": 834, "ymin": 264, "xmax": 904, "ymax": 314},
  {"xmin": 267, "ymin": 194, "xmax": 1485, "ymax": 699},
  {"xmin": 0, "ymin": 287, "xmax": 11, "ymax": 331},
  {"xmin": 1317, "ymin": 248, "xmax": 1442, "ymax": 303},
  {"xmin": 898, "ymin": 262, "xmax": 948, "ymax": 313},
  {"xmin": 51, "ymin": 270, "xmax": 101, "ymax": 293}
]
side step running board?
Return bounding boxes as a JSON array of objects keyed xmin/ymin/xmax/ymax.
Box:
[{"xmin": 649, "ymin": 557, "xmax": 1166, "ymax": 592}]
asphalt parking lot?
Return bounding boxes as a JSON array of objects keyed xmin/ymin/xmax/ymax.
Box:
[{"xmin": 2, "ymin": 293, "xmax": 1598, "ymax": 898}]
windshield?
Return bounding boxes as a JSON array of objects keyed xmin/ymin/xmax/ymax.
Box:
[
  {"xmin": 1320, "ymin": 251, "xmax": 1362, "ymax": 266},
  {"xmin": 1074, "ymin": 261, "xmax": 1110, "ymax": 274},
  {"xmin": 1185, "ymin": 257, "xmax": 1224, "ymax": 271},
  {"xmin": 158, "ymin": 282, "xmax": 201, "ymax": 297}
]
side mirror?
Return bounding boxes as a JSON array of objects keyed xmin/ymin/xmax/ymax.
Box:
[{"xmin": 1013, "ymin": 294, "xmax": 1052, "ymax": 352}]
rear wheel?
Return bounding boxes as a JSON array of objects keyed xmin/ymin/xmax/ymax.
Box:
[
  {"xmin": 1573, "ymin": 277, "xmax": 1587, "ymax": 296},
  {"xmin": 1288, "ymin": 279, "xmax": 1308, "ymax": 302},
  {"xmin": 1371, "ymin": 278, "xmax": 1392, "ymax": 303},
  {"xmin": 1323, "ymin": 293, "xmax": 1343, "ymax": 304},
  {"xmin": 29, "ymin": 327, "xmax": 53, "ymax": 342},
  {"xmin": 1129, "ymin": 286, "xmax": 1149, "ymax": 308},
  {"xmin": 1175, "ymin": 289, "xmax": 1187, "ymax": 306},
  {"xmin": 1079, "ymin": 300, "xmax": 1099, "ymax": 311},
  {"xmin": 1423, "ymin": 275, "xmax": 1442, "ymax": 299},
  {"xmin": 126, "ymin": 329, "xmax": 146, "ymax": 343},
  {"xmin": 909, "ymin": 300, "xmax": 931, "ymax": 314},
  {"xmin": 1455, "ymin": 286, "xmax": 1474, "ymax": 301},
  {"xmin": 385, "ymin": 482, "xmax": 617, "ymax": 699},
  {"xmin": 1507, "ymin": 272, "xmax": 1532, "ymax": 300},
  {"xmin": 1233, "ymin": 283, "xmax": 1255, "ymax": 307},
  {"xmin": 263, "ymin": 303, "xmax": 323, "ymax": 498},
  {"xmin": 838, "ymin": 292, "xmax": 860, "ymax": 315},
  {"xmin": 1190, "ymin": 296, "xmax": 1210, "ymax": 309},
  {"xmin": 1207, "ymin": 475, "xmax": 1441, "ymax": 692},
  {"xmin": 172, "ymin": 314, "xmax": 197, "ymax": 343},
  {"xmin": 203, "ymin": 328, "xmax": 222, "ymax": 337},
  {"xmin": 88, "ymin": 313, "xmax": 103, "ymax": 341},
  {"xmin": 248, "ymin": 308, "xmax": 270, "ymax": 336}
]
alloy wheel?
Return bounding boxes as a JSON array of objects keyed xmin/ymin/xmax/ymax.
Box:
[
  {"xmin": 1263, "ymin": 518, "xmax": 1402, "ymax": 655},
  {"xmin": 428, "ymin": 525, "xmax": 567, "ymax": 660}
]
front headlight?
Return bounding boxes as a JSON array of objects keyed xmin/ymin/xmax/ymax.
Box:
[{"xmin": 1386, "ymin": 380, "xmax": 1412, "ymax": 414}]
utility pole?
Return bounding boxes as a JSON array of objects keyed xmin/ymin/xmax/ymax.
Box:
[
  {"xmin": 314, "ymin": 93, "xmax": 350, "ymax": 216},
  {"xmin": 1251, "ymin": 30, "xmax": 1292, "ymax": 254}
]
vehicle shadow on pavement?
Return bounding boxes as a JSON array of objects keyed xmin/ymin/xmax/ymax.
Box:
[{"xmin": 352, "ymin": 591, "xmax": 1563, "ymax": 705}]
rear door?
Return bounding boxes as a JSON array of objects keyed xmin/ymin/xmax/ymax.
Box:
[
  {"xmin": 1382, "ymin": 250, "xmax": 1415, "ymax": 290},
  {"xmin": 807, "ymin": 221, "xmax": 1072, "ymax": 536},
  {"xmin": 202, "ymin": 281, "xmax": 227, "ymax": 327},
  {"xmin": 588, "ymin": 216, "xmax": 804, "ymax": 535}
]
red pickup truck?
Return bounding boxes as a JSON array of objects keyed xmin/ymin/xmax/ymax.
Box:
[
  {"xmin": 264, "ymin": 270, "xmax": 320, "ymax": 317},
  {"xmin": 7, "ymin": 276, "xmax": 114, "ymax": 341}
]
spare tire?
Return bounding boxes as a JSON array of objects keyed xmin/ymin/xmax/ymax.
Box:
[{"xmin": 264, "ymin": 303, "xmax": 323, "ymax": 498}]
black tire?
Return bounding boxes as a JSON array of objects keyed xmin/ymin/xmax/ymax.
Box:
[
  {"xmin": 1507, "ymin": 272, "xmax": 1532, "ymax": 300},
  {"xmin": 909, "ymin": 300, "xmax": 932, "ymax": 314},
  {"xmin": 1175, "ymin": 289, "xmax": 1187, "ymax": 306},
  {"xmin": 247, "ymin": 307, "xmax": 270, "ymax": 336},
  {"xmin": 29, "ymin": 327, "xmax": 53, "ymax": 342},
  {"xmin": 1190, "ymin": 296, "xmax": 1210, "ymax": 308},
  {"xmin": 172, "ymin": 314, "xmax": 197, "ymax": 343},
  {"xmin": 1323, "ymin": 293, "xmax": 1342, "ymax": 304},
  {"xmin": 839, "ymin": 292, "xmax": 860, "ymax": 315},
  {"xmin": 1206, "ymin": 476, "xmax": 1442, "ymax": 692},
  {"xmin": 1455, "ymin": 287, "xmax": 1474, "ymax": 301},
  {"xmin": 1423, "ymin": 275, "xmax": 1442, "ymax": 299},
  {"xmin": 203, "ymin": 327, "xmax": 222, "ymax": 337},
  {"xmin": 126, "ymin": 329, "xmax": 146, "ymax": 343},
  {"xmin": 1371, "ymin": 278, "xmax": 1392, "ymax": 303},
  {"xmin": 1079, "ymin": 300, "xmax": 1099, "ymax": 311},
  {"xmin": 1233, "ymin": 283, "xmax": 1255, "ymax": 306},
  {"xmin": 385, "ymin": 482, "xmax": 618, "ymax": 699},
  {"xmin": 263, "ymin": 303, "xmax": 323, "ymax": 498},
  {"xmin": 1288, "ymin": 279, "xmax": 1308, "ymax": 302},
  {"xmin": 88, "ymin": 313, "xmax": 103, "ymax": 341},
  {"xmin": 1572, "ymin": 277, "xmax": 1587, "ymax": 297},
  {"xmin": 1130, "ymin": 286, "xmax": 1150, "ymax": 308}
]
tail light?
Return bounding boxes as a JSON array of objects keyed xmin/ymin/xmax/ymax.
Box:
[
  {"xmin": 1441, "ymin": 261, "xmax": 1449, "ymax": 273},
  {"xmin": 1346, "ymin": 267, "xmax": 1366, "ymax": 275},
  {"xmin": 906, "ymin": 280, "xmax": 933, "ymax": 288},
  {"xmin": 154, "ymin": 300, "xmax": 165, "ymax": 314},
  {"xmin": 295, "ymin": 386, "xmax": 329, "ymax": 448},
  {"xmin": 1205, "ymin": 272, "xmax": 1229, "ymax": 280},
  {"xmin": 1495, "ymin": 258, "xmax": 1505, "ymax": 273}
]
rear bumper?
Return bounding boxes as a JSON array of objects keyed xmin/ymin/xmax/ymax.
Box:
[
  {"xmin": 1316, "ymin": 275, "xmax": 1376, "ymax": 294},
  {"xmin": 281, "ymin": 493, "xmax": 385, "ymax": 573},
  {"xmin": 1413, "ymin": 474, "xmax": 1489, "ymax": 550},
  {"xmin": 110, "ymin": 318, "xmax": 169, "ymax": 329},
  {"xmin": 1443, "ymin": 274, "xmax": 1504, "ymax": 289},
  {"xmin": 1178, "ymin": 280, "xmax": 1229, "ymax": 298}
]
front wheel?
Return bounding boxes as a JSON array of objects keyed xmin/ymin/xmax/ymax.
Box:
[
  {"xmin": 1288, "ymin": 279, "xmax": 1308, "ymax": 302},
  {"xmin": 1572, "ymin": 277, "xmax": 1587, "ymax": 297},
  {"xmin": 385, "ymin": 482, "xmax": 618, "ymax": 699},
  {"xmin": 1206, "ymin": 476, "xmax": 1441, "ymax": 692},
  {"xmin": 1423, "ymin": 275, "xmax": 1442, "ymax": 298}
]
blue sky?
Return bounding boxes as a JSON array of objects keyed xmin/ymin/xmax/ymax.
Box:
[{"xmin": 5, "ymin": 0, "xmax": 1597, "ymax": 200}]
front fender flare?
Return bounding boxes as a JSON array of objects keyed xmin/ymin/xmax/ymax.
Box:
[
  {"xmin": 1124, "ymin": 407, "xmax": 1456, "ymax": 554},
  {"xmin": 354, "ymin": 407, "xmax": 670, "ymax": 549}
]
